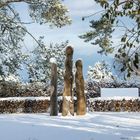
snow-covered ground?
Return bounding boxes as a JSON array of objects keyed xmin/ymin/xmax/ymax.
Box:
[{"xmin": 0, "ymin": 112, "xmax": 140, "ymax": 140}]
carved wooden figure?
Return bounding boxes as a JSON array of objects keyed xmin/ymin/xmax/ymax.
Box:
[
  {"xmin": 75, "ymin": 59, "xmax": 86, "ymax": 115},
  {"xmin": 62, "ymin": 46, "xmax": 74, "ymax": 116},
  {"xmin": 50, "ymin": 62, "xmax": 58, "ymax": 116}
]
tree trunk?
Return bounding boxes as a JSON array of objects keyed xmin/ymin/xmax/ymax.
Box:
[
  {"xmin": 50, "ymin": 63, "xmax": 58, "ymax": 116},
  {"xmin": 75, "ymin": 60, "xmax": 86, "ymax": 115},
  {"xmin": 62, "ymin": 46, "xmax": 74, "ymax": 116}
]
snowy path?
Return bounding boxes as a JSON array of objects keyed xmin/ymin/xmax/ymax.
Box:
[{"xmin": 0, "ymin": 112, "xmax": 140, "ymax": 140}]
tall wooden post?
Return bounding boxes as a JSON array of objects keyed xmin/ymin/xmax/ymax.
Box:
[
  {"xmin": 75, "ymin": 59, "xmax": 86, "ymax": 115},
  {"xmin": 50, "ymin": 60, "xmax": 58, "ymax": 116},
  {"xmin": 62, "ymin": 46, "xmax": 74, "ymax": 116}
]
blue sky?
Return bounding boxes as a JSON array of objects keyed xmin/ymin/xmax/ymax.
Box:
[{"xmin": 15, "ymin": 0, "xmax": 114, "ymax": 80}]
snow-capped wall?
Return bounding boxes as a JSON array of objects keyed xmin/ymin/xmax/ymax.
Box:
[
  {"xmin": 0, "ymin": 97, "xmax": 50, "ymax": 113},
  {"xmin": 88, "ymin": 97, "xmax": 140, "ymax": 112}
]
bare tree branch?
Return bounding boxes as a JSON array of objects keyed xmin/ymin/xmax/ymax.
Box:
[{"xmin": 0, "ymin": 0, "xmax": 33, "ymax": 8}]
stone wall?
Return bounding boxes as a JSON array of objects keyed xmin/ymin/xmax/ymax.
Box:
[
  {"xmin": 0, "ymin": 97, "xmax": 77, "ymax": 114},
  {"xmin": 88, "ymin": 98, "xmax": 140, "ymax": 112},
  {"xmin": 0, "ymin": 98, "xmax": 50, "ymax": 113},
  {"xmin": 1, "ymin": 97, "xmax": 140, "ymax": 113}
]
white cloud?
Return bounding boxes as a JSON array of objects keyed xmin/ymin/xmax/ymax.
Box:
[
  {"xmin": 63, "ymin": 0, "xmax": 96, "ymax": 10},
  {"xmin": 63, "ymin": 0, "xmax": 100, "ymax": 17}
]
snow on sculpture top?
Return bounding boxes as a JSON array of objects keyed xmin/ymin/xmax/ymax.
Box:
[{"xmin": 50, "ymin": 57, "xmax": 57, "ymax": 64}]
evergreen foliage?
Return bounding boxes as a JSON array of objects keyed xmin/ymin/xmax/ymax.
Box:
[
  {"xmin": 87, "ymin": 61, "xmax": 114, "ymax": 82},
  {"xmin": 80, "ymin": 0, "xmax": 140, "ymax": 78},
  {"xmin": 27, "ymin": 41, "xmax": 68, "ymax": 84},
  {"xmin": 0, "ymin": 0, "xmax": 71, "ymax": 80}
]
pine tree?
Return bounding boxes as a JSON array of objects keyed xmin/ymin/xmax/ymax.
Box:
[
  {"xmin": 80, "ymin": 0, "xmax": 140, "ymax": 78},
  {"xmin": 0, "ymin": 0, "xmax": 71, "ymax": 80}
]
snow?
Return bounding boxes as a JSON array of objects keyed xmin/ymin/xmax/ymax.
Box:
[
  {"xmin": 0, "ymin": 97, "xmax": 50, "ymax": 101},
  {"xmin": 0, "ymin": 96, "xmax": 77, "ymax": 102},
  {"xmin": 65, "ymin": 96, "xmax": 72, "ymax": 101},
  {"xmin": 50, "ymin": 57, "xmax": 57, "ymax": 64},
  {"xmin": 0, "ymin": 74, "xmax": 20, "ymax": 82},
  {"xmin": 58, "ymin": 96, "xmax": 77, "ymax": 101},
  {"xmin": 0, "ymin": 112, "xmax": 140, "ymax": 140},
  {"xmin": 90, "ymin": 96, "xmax": 140, "ymax": 101},
  {"xmin": 101, "ymin": 88, "xmax": 139, "ymax": 97}
]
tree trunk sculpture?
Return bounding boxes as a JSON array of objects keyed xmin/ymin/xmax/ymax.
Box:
[
  {"xmin": 75, "ymin": 59, "xmax": 86, "ymax": 115},
  {"xmin": 50, "ymin": 62, "xmax": 58, "ymax": 116},
  {"xmin": 62, "ymin": 46, "xmax": 74, "ymax": 116}
]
